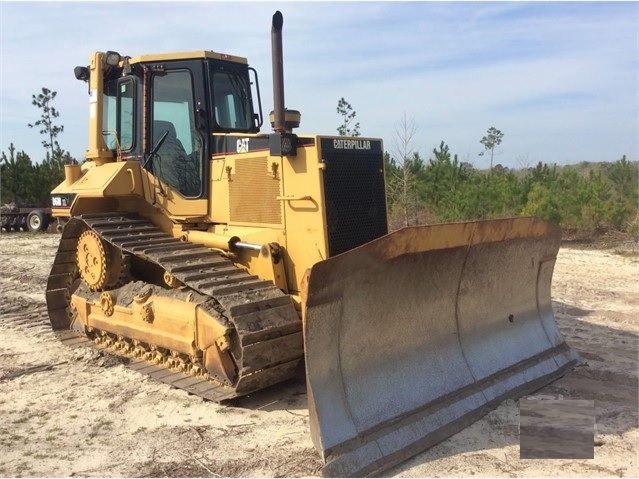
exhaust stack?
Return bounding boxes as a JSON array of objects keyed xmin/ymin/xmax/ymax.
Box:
[{"xmin": 271, "ymin": 11, "xmax": 285, "ymax": 133}]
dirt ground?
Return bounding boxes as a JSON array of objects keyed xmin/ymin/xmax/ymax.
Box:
[{"xmin": 0, "ymin": 232, "xmax": 637, "ymax": 478}]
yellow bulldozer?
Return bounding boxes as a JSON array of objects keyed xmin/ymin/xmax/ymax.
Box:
[{"xmin": 46, "ymin": 11, "xmax": 578, "ymax": 477}]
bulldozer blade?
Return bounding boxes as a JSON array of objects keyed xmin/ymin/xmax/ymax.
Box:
[{"xmin": 303, "ymin": 217, "xmax": 579, "ymax": 477}]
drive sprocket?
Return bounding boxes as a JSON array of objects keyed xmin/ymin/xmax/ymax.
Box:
[{"xmin": 76, "ymin": 229, "xmax": 124, "ymax": 290}]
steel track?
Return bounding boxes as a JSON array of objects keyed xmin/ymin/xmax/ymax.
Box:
[{"xmin": 45, "ymin": 213, "xmax": 303, "ymax": 401}]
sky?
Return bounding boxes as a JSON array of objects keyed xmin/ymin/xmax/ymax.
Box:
[{"xmin": 1, "ymin": 1, "xmax": 637, "ymax": 169}]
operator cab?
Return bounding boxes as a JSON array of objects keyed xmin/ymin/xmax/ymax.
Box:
[{"xmin": 74, "ymin": 50, "xmax": 263, "ymax": 199}]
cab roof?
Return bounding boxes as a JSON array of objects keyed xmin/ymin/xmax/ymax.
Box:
[{"xmin": 127, "ymin": 50, "xmax": 248, "ymax": 65}]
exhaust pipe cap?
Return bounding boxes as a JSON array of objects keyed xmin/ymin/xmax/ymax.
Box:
[{"xmin": 273, "ymin": 10, "xmax": 283, "ymax": 30}]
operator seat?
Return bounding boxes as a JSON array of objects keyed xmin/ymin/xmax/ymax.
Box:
[{"xmin": 153, "ymin": 120, "xmax": 186, "ymax": 154}]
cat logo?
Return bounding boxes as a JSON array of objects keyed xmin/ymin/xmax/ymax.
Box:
[{"xmin": 236, "ymin": 138, "xmax": 250, "ymax": 153}]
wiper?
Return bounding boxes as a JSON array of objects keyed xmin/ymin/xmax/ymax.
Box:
[
  {"xmin": 142, "ymin": 131, "xmax": 169, "ymax": 201},
  {"xmin": 142, "ymin": 131, "xmax": 169, "ymax": 171}
]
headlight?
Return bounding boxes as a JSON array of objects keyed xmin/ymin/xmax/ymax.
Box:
[
  {"xmin": 269, "ymin": 133, "xmax": 298, "ymax": 157},
  {"xmin": 105, "ymin": 51, "xmax": 121, "ymax": 66}
]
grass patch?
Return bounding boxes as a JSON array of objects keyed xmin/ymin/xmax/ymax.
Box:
[
  {"xmin": 96, "ymin": 418, "xmax": 114, "ymax": 428},
  {"xmin": 3, "ymin": 433, "xmax": 23, "ymax": 444},
  {"xmin": 88, "ymin": 418, "xmax": 114, "ymax": 439},
  {"xmin": 12, "ymin": 410, "xmax": 49, "ymax": 425},
  {"xmin": 613, "ymin": 249, "xmax": 639, "ymax": 258},
  {"xmin": 15, "ymin": 461, "xmax": 34, "ymax": 477}
]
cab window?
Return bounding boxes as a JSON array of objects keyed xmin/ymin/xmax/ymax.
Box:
[
  {"xmin": 151, "ymin": 70, "xmax": 203, "ymax": 197},
  {"xmin": 102, "ymin": 80, "xmax": 117, "ymax": 148},
  {"xmin": 210, "ymin": 63, "xmax": 253, "ymax": 131},
  {"xmin": 117, "ymin": 79, "xmax": 135, "ymax": 151}
]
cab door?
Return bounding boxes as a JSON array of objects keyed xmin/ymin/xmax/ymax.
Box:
[{"xmin": 145, "ymin": 62, "xmax": 209, "ymax": 218}]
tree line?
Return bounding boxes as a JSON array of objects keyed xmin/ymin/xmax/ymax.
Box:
[
  {"xmin": 385, "ymin": 143, "xmax": 637, "ymax": 236},
  {"xmin": 2, "ymin": 91, "xmax": 637, "ymax": 239},
  {"xmin": 1, "ymin": 88, "xmax": 77, "ymax": 207},
  {"xmin": 337, "ymin": 98, "xmax": 638, "ymax": 237}
]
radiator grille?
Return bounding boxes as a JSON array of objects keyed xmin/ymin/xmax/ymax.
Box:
[
  {"xmin": 229, "ymin": 157, "xmax": 282, "ymax": 225},
  {"xmin": 320, "ymin": 138, "xmax": 388, "ymax": 257}
]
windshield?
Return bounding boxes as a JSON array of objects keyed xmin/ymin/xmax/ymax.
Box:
[{"xmin": 209, "ymin": 62, "xmax": 255, "ymax": 132}]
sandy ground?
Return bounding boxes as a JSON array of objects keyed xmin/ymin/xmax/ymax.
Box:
[{"xmin": 0, "ymin": 232, "xmax": 637, "ymax": 478}]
